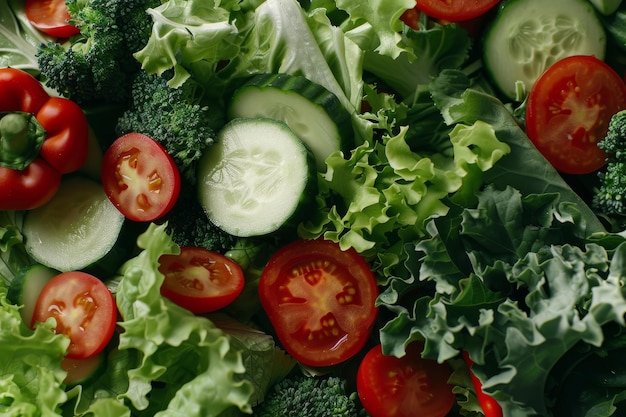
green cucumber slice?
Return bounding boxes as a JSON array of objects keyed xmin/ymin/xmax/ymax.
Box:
[
  {"xmin": 7, "ymin": 263, "xmax": 58, "ymax": 325},
  {"xmin": 228, "ymin": 73, "xmax": 354, "ymax": 172},
  {"xmin": 483, "ymin": 0, "xmax": 606, "ymax": 99},
  {"xmin": 22, "ymin": 175, "xmax": 139, "ymax": 277},
  {"xmin": 197, "ymin": 118, "xmax": 317, "ymax": 237},
  {"xmin": 589, "ymin": 0, "xmax": 622, "ymax": 15},
  {"xmin": 62, "ymin": 352, "xmax": 106, "ymax": 387}
]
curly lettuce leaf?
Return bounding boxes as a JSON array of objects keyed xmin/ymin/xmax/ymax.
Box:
[
  {"xmin": 134, "ymin": 0, "xmax": 243, "ymax": 88},
  {"xmin": 0, "ymin": 287, "xmax": 69, "ymax": 416},
  {"xmin": 136, "ymin": 0, "xmax": 363, "ymax": 116},
  {"xmin": 358, "ymin": 21, "xmax": 472, "ymax": 103},
  {"xmin": 299, "ymin": 104, "xmax": 509, "ymax": 284},
  {"xmin": 114, "ymin": 223, "xmax": 254, "ymax": 416},
  {"xmin": 430, "ymin": 69, "xmax": 606, "ymax": 234},
  {"xmin": 335, "ymin": 0, "xmax": 416, "ymax": 59},
  {"xmin": 379, "ymin": 185, "xmax": 626, "ymax": 417}
]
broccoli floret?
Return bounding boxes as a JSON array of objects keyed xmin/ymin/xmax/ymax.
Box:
[
  {"xmin": 116, "ymin": 70, "xmax": 217, "ymax": 183},
  {"xmin": 593, "ymin": 161, "xmax": 626, "ymax": 216},
  {"xmin": 36, "ymin": 0, "xmax": 160, "ymax": 105},
  {"xmin": 252, "ymin": 374, "xmax": 360, "ymax": 417},
  {"xmin": 162, "ymin": 183, "xmax": 237, "ymax": 253},
  {"xmin": 592, "ymin": 110, "xmax": 626, "ymax": 218},
  {"xmin": 598, "ymin": 109, "xmax": 626, "ymax": 158}
]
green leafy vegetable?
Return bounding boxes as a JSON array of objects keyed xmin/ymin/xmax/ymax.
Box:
[
  {"xmin": 0, "ymin": 287, "xmax": 69, "ymax": 416},
  {"xmin": 0, "ymin": 211, "xmax": 32, "ymax": 287},
  {"xmin": 0, "ymin": 0, "xmax": 53, "ymax": 76},
  {"xmin": 299, "ymin": 94, "xmax": 510, "ymax": 284},
  {"xmin": 379, "ymin": 185, "xmax": 626, "ymax": 417},
  {"xmin": 113, "ymin": 223, "xmax": 255, "ymax": 416},
  {"xmin": 430, "ymin": 69, "xmax": 607, "ymax": 234}
]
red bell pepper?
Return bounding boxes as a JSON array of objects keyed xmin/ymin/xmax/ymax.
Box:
[
  {"xmin": 0, "ymin": 68, "xmax": 89, "ymax": 210},
  {"xmin": 463, "ymin": 351, "xmax": 504, "ymax": 417}
]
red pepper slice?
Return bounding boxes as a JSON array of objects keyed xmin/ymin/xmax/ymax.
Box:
[
  {"xmin": 463, "ymin": 351, "xmax": 504, "ymax": 417},
  {"xmin": 0, "ymin": 68, "xmax": 89, "ymax": 210}
]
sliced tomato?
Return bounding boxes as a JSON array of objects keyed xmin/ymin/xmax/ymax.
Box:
[
  {"xmin": 526, "ymin": 55, "xmax": 626, "ymax": 175},
  {"xmin": 415, "ymin": 0, "xmax": 501, "ymax": 21},
  {"xmin": 258, "ymin": 238, "xmax": 379, "ymax": 367},
  {"xmin": 357, "ymin": 343, "xmax": 455, "ymax": 417},
  {"xmin": 101, "ymin": 132, "xmax": 181, "ymax": 222},
  {"xmin": 158, "ymin": 247, "xmax": 245, "ymax": 314},
  {"xmin": 25, "ymin": 0, "xmax": 80, "ymax": 38},
  {"xmin": 31, "ymin": 271, "xmax": 117, "ymax": 359}
]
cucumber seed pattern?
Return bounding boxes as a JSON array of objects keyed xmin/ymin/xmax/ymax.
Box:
[{"xmin": 508, "ymin": 15, "xmax": 584, "ymax": 83}]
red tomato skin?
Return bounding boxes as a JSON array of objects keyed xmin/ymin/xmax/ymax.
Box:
[
  {"xmin": 0, "ymin": 68, "xmax": 50, "ymax": 113},
  {"xmin": 357, "ymin": 343, "xmax": 455, "ymax": 417},
  {"xmin": 415, "ymin": 0, "xmax": 501, "ymax": 21},
  {"xmin": 31, "ymin": 271, "xmax": 117, "ymax": 359},
  {"xmin": 0, "ymin": 158, "xmax": 61, "ymax": 210},
  {"xmin": 25, "ymin": 0, "xmax": 80, "ymax": 38},
  {"xmin": 37, "ymin": 97, "xmax": 89, "ymax": 174},
  {"xmin": 158, "ymin": 247, "xmax": 245, "ymax": 314},
  {"xmin": 526, "ymin": 55, "xmax": 626, "ymax": 175},
  {"xmin": 101, "ymin": 133, "xmax": 181, "ymax": 222},
  {"xmin": 258, "ymin": 239, "xmax": 379, "ymax": 367}
]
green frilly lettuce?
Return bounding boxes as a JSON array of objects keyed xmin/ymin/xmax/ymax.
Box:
[
  {"xmin": 0, "ymin": 288, "xmax": 69, "ymax": 416},
  {"xmin": 113, "ymin": 223, "xmax": 255, "ymax": 416},
  {"xmin": 379, "ymin": 184, "xmax": 626, "ymax": 417},
  {"xmin": 299, "ymin": 106, "xmax": 510, "ymax": 284}
]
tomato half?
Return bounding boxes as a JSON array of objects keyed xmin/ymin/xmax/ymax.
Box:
[
  {"xmin": 25, "ymin": 0, "xmax": 80, "ymax": 38},
  {"xmin": 258, "ymin": 239, "xmax": 379, "ymax": 367},
  {"xmin": 415, "ymin": 0, "xmax": 501, "ymax": 21},
  {"xmin": 158, "ymin": 247, "xmax": 245, "ymax": 314},
  {"xmin": 101, "ymin": 132, "xmax": 181, "ymax": 222},
  {"xmin": 357, "ymin": 343, "xmax": 455, "ymax": 417},
  {"xmin": 526, "ymin": 55, "xmax": 626, "ymax": 175},
  {"xmin": 31, "ymin": 271, "xmax": 117, "ymax": 359}
]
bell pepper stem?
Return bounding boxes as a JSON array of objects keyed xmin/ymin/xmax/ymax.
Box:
[{"xmin": 0, "ymin": 113, "xmax": 33, "ymax": 156}]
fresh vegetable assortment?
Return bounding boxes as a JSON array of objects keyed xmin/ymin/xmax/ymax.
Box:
[{"xmin": 3, "ymin": 0, "xmax": 626, "ymax": 416}]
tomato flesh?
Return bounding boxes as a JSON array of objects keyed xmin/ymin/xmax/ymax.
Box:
[
  {"xmin": 258, "ymin": 239, "xmax": 379, "ymax": 367},
  {"xmin": 25, "ymin": 0, "xmax": 80, "ymax": 38},
  {"xmin": 415, "ymin": 0, "xmax": 501, "ymax": 21},
  {"xmin": 31, "ymin": 271, "xmax": 117, "ymax": 359},
  {"xmin": 357, "ymin": 343, "xmax": 455, "ymax": 417},
  {"xmin": 101, "ymin": 133, "xmax": 181, "ymax": 222},
  {"xmin": 526, "ymin": 55, "xmax": 626, "ymax": 174},
  {"xmin": 158, "ymin": 247, "xmax": 245, "ymax": 314}
]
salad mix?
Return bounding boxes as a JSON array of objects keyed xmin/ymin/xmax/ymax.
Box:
[{"xmin": 3, "ymin": 0, "xmax": 626, "ymax": 416}]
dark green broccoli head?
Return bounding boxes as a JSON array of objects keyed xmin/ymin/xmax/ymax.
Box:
[
  {"xmin": 162, "ymin": 183, "xmax": 237, "ymax": 253},
  {"xmin": 37, "ymin": 0, "xmax": 159, "ymax": 105},
  {"xmin": 598, "ymin": 109, "xmax": 626, "ymax": 159},
  {"xmin": 116, "ymin": 70, "xmax": 216, "ymax": 183},
  {"xmin": 592, "ymin": 110, "xmax": 626, "ymax": 220},
  {"xmin": 253, "ymin": 375, "xmax": 360, "ymax": 417},
  {"xmin": 593, "ymin": 161, "xmax": 626, "ymax": 216}
]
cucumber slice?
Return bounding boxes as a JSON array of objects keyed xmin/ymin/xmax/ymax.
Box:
[
  {"xmin": 483, "ymin": 0, "xmax": 606, "ymax": 99},
  {"xmin": 197, "ymin": 118, "xmax": 317, "ymax": 237},
  {"xmin": 22, "ymin": 175, "xmax": 139, "ymax": 277},
  {"xmin": 228, "ymin": 73, "xmax": 354, "ymax": 172},
  {"xmin": 589, "ymin": 0, "xmax": 622, "ymax": 15},
  {"xmin": 62, "ymin": 352, "xmax": 106, "ymax": 387},
  {"xmin": 7, "ymin": 263, "xmax": 58, "ymax": 325}
]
